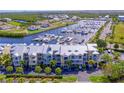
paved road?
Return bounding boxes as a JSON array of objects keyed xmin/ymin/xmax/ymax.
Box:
[
  {"xmin": 120, "ymin": 53, "xmax": 124, "ymax": 60},
  {"xmin": 99, "ymin": 21, "xmax": 112, "ymax": 40}
]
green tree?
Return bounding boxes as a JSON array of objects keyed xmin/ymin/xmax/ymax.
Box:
[
  {"xmin": 55, "ymin": 67, "xmax": 62, "ymax": 75},
  {"xmin": 114, "ymin": 43, "xmax": 119, "ymax": 49},
  {"xmin": 16, "ymin": 67, "xmax": 23, "ymax": 74},
  {"xmin": 113, "ymin": 52, "xmax": 120, "ymax": 61},
  {"xmin": 44, "ymin": 67, "xmax": 52, "ymax": 74},
  {"xmin": 6, "ymin": 66, "xmax": 13, "ymax": 73},
  {"xmin": 102, "ymin": 62, "xmax": 121, "ymax": 80},
  {"xmin": 96, "ymin": 39, "xmax": 107, "ymax": 48},
  {"xmin": 101, "ymin": 54, "xmax": 112, "ymax": 63},
  {"xmin": 34, "ymin": 66, "xmax": 42, "ymax": 74},
  {"xmin": 50, "ymin": 60, "xmax": 57, "ymax": 68}
]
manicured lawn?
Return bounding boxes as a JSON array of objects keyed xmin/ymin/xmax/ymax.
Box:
[
  {"xmin": 107, "ymin": 23, "xmax": 124, "ymax": 44},
  {"xmin": 88, "ymin": 75, "xmax": 110, "ymax": 83},
  {"xmin": 113, "ymin": 23, "xmax": 124, "ymax": 44},
  {"xmin": 9, "ymin": 21, "xmax": 22, "ymax": 26}
]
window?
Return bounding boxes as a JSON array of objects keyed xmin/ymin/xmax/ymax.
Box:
[
  {"xmin": 79, "ymin": 55, "xmax": 82, "ymax": 59},
  {"xmin": 15, "ymin": 57, "xmax": 18, "ymax": 60},
  {"xmin": 71, "ymin": 55, "xmax": 75, "ymax": 59},
  {"xmin": 75, "ymin": 50, "xmax": 78, "ymax": 52},
  {"xmin": 24, "ymin": 53, "xmax": 28, "ymax": 56},
  {"xmin": 32, "ymin": 57, "xmax": 35, "ymax": 59},
  {"xmin": 38, "ymin": 53, "xmax": 42, "ymax": 57},
  {"xmin": 64, "ymin": 57, "xmax": 68, "ymax": 60},
  {"xmin": 38, "ymin": 57, "xmax": 42, "ymax": 60},
  {"xmin": 33, "ymin": 61, "xmax": 35, "ymax": 63}
]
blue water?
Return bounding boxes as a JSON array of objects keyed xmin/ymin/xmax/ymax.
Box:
[{"xmin": 0, "ymin": 24, "xmax": 78, "ymax": 44}]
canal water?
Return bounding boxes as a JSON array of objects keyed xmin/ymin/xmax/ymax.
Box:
[{"xmin": 0, "ymin": 23, "xmax": 79, "ymax": 44}]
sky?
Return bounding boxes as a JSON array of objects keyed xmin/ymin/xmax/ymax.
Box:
[{"xmin": 0, "ymin": 0, "xmax": 124, "ymax": 10}]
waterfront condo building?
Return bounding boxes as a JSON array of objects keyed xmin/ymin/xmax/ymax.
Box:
[{"xmin": 0, "ymin": 43, "xmax": 99, "ymax": 67}]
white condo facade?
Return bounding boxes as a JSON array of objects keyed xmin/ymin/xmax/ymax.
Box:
[{"xmin": 0, "ymin": 44, "xmax": 99, "ymax": 67}]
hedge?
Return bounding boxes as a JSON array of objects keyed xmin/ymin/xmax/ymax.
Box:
[{"xmin": 6, "ymin": 74, "xmax": 62, "ymax": 79}]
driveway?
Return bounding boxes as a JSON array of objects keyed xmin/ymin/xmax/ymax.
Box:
[{"xmin": 77, "ymin": 70, "xmax": 103, "ymax": 82}]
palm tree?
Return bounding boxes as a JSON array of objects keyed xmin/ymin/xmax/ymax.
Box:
[
  {"xmin": 6, "ymin": 66, "xmax": 13, "ymax": 74},
  {"xmin": 65, "ymin": 60, "xmax": 72, "ymax": 71},
  {"xmin": 34, "ymin": 66, "xmax": 42, "ymax": 74},
  {"xmin": 0, "ymin": 54, "xmax": 11, "ymax": 67},
  {"xmin": 55, "ymin": 67, "xmax": 62, "ymax": 75},
  {"xmin": 16, "ymin": 67, "xmax": 23, "ymax": 74},
  {"xmin": 88, "ymin": 60, "xmax": 96, "ymax": 71},
  {"xmin": 50, "ymin": 60, "xmax": 57, "ymax": 68},
  {"xmin": 44, "ymin": 67, "xmax": 52, "ymax": 75},
  {"xmin": 19, "ymin": 60, "xmax": 26, "ymax": 68},
  {"xmin": 88, "ymin": 60, "xmax": 95, "ymax": 65},
  {"xmin": 2, "ymin": 54, "xmax": 11, "ymax": 67}
]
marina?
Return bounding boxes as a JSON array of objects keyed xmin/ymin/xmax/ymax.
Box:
[{"xmin": 0, "ymin": 20, "xmax": 106, "ymax": 45}]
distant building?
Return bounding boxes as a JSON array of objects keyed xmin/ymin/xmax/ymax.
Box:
[
  {"xmin": 15, "ymin": 20, "xmax": 27, "ymax": 23},
  {"xmin": 118, "ymin": 15, "xmax": 124, "ymax": 21},
  {"xmin": 28, "ymin": 25, "xmax": 38, "ymax": 31},
  {"xmin": 0, "ymin": 18, "xmax": 12, "ymax": 22}
]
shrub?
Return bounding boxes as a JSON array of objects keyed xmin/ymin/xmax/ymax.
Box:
[
  {"xmin": 17, "ymin": 77, "xmax": 25, "ymax": 83},
  {"xmin": 114, "ymin": 43, "xmax": 119, "ymax": 49},
  {"xmin": 0, "ymin": 75, "xmax": 6, "ymax": 82},
  {"xmin": 6, "ymin": 78, "xmax": 14, "ymax": 83},
  {"xmin": 52, "ymin": 79, "xmax": 61, "ymax": 83},
  {"xmin": 6, "ymin": 74, "xmax": 62, "ymax": 79},
  {"xmin": 29, "ymin": 79, "xmax": 36, "ymax": 83}
]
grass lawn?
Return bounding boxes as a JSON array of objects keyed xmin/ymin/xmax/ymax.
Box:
[
  {"xmin": 0, "ymin": 29, "xmax": 28, "ymax": 37},
  {"xmin": 9, "ymin": 21, "xmax": 22, "ymax": 26},
  {"xmin": 107, "ymin": 23, "xmax": 124, "ymax": 44}
]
